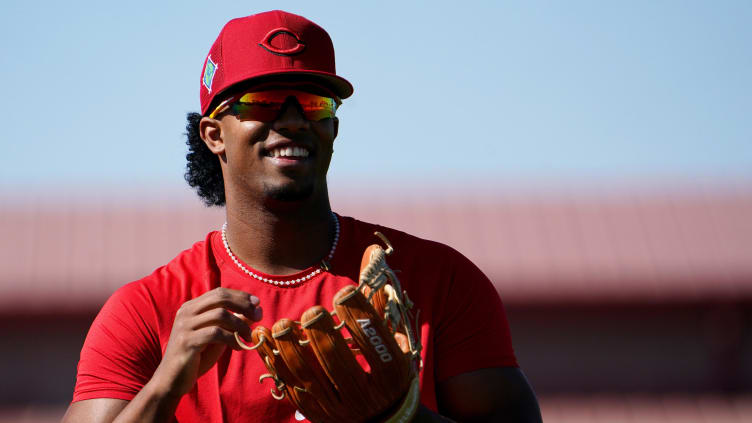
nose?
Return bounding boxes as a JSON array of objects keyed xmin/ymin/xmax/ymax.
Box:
[{"xmin": 272, "ymin": 101, "xmax": 310, "ymax": 133}]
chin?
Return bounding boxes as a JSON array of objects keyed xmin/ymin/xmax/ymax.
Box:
[{"xmin": 263, "ymin": 181, "xmax": 315, "ymax": 202}]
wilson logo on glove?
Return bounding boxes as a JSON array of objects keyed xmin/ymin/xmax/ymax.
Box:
[{"xmin": 235, "ymin": 232, "xmax": 422, "ymax": 423}]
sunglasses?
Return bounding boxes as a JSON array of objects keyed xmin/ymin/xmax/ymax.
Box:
[{"xmin": 207, "ymin": 89, "xmax": 340, "ymax": 122}]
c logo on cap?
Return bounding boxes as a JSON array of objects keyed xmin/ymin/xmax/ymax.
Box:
[{"xmin": 258, "ymin": 27, "xmax": 306, "ymax": 56}]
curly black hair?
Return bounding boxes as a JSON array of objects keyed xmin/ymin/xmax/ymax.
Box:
[{"xmin": 184, "ymin": 112, "xmax": 225, "ymax": 206}]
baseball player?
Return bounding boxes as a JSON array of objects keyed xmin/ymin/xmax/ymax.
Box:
[{"xmin": 63, "ymin": 10, "xmax": 542, "ymax": 423}]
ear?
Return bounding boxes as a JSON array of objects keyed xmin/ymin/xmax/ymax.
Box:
[
  {"xmin": 332, "ymin": 117, "xmax": 339, "ymax": 141},
  {"xmin": 199, "ymin": 117, "xmax": 225, "ymax": 155}
]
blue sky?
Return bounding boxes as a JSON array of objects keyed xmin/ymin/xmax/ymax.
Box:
[{"xmin": 1, "ymin": 1, "xmax": 750, "ymax": 194}]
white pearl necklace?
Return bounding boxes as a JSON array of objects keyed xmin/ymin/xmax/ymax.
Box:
[{"xmin": 221, "ymin": 212, "xmax": 340, "ymax": 286}]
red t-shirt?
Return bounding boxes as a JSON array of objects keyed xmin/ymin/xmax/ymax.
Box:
[{"xmin": 73, "ymin": 215, "xmax": 517, "ymax": 422}]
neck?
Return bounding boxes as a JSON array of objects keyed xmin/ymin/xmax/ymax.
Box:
[{"xmin": 223, "ymin": 195, "xmax": 335, "ymax": 276}]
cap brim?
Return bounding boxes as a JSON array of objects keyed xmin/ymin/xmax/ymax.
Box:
[
  {"xmin": 227, "ymin": 69, "xmax": 352, "ymax": 98},
  {"xmin": 203, "ymin": 69, "xmax": 354, "ymax": 115}
]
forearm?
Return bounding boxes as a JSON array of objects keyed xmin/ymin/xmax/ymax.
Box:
[
  {"xmin": 436, "ymin": 367, "xmax": 543, "ymax": 423},
  {"xmin": 112, "ymin": 370, "xmax": 184, "ymax": 423},
  {"xmin": 413, "ymin": 405, "xmax": 456, "ymax": 423},
  {"xmin": 419, "ymin": 401, "xmax": 543, "ymax": 423}
]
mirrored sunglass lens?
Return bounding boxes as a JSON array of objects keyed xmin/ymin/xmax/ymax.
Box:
[
  {"xmin": 232, "ymin": 92, "xmax": 336, "ymax": 122},
  {"xmin": 297, "ymin": 95, "xmax": 337, "ymax": 121},
  {"xmin": 230, "ymin": 102, "xmax": 282, "ymax": 121}
]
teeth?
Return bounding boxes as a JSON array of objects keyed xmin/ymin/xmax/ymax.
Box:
[{"xmin": 269, "ymin": 146, "xmax": 309, "ymax": 158}]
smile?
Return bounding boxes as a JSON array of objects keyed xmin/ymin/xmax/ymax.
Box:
[{"xmin": 266, "ymin": 146, "xmax": 311, "ymax": 159}]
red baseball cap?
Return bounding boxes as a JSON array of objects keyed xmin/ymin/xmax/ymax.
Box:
[{"xmin": 200, "ymin": 10, "xmax": 354, "ymax": 115}]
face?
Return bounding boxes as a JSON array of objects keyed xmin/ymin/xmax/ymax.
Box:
[{"xmin": 200, "ymin": 84, "xmax": 339, "ymax": 207}]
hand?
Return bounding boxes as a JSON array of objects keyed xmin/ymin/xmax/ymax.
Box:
[{"xmin": 152, "ymin": 287, "xmax": 263, "ymax": 398}]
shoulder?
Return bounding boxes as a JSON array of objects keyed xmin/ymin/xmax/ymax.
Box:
[
  {"xmin": 339, "ymin": 214, "xmax": 462, "ymax": 260},
  {"xmin": 337, "ymin": 215, "xmax": 485, "ymax": 291},
  {"xmin": 104, "ymin": 231, "xmax": 221, "ymax": 321}
]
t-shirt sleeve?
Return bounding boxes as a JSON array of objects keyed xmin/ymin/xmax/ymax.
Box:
[
  {"xmin": 72, "ymin": 281, "xmax": 162, "ymax": 403},
  {"xmin": 433, "ymin": 249, "xmax": 518, "ymax": 383}
]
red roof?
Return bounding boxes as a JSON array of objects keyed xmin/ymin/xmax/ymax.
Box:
[
  {"xmin": 540, "ymin": 394, "xmax": 752, "ymax": 422},
  {"xmin": 2, "ymin": 185, "xmax": 751, "ymax": 312}
]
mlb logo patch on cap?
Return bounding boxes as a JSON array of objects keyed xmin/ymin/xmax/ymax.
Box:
[{"xmin": 203, "ymin": 56, "xmax": 217, "ymax": 92}]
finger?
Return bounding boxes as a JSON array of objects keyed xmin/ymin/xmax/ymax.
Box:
[
  {"xmin": 185, "ymin": 287, "xmax": 260, "ymax": 318},
  {"xmin": 190, "ymin": 307, "xmax": 253, "ymax": 339},
  {"xmin": 235, "ymin": 307, "xmax": 264, "ymax": 323},
  {"xmin": 252, "ymin": 306, "xmax": 263, "ymax": 321},
  {"xmin": 192, "ymin": 325, "xmax": 241, "ymax": 350}
]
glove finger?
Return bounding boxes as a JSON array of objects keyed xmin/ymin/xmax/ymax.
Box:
[
  {"xmin": 359, "ymin": 244, "xmax": 382, "ymax": 274},
  {"xmin": 333, "ymin": 285, "xmax": 412, "ymax": 412},
  {"xmin": 359, "ymin": 245, "xmax": 390, "ymax": 291},
  {"xmin": 359, "ymin": 244, "xmax": 403, "ymax": 337},
  {"xmin": 252, "ymin": 327, "xmax": 333, "ymax": 423},
  {"xmin": 271, "ymin": 319, "xmax": 353, "ymax": 422},
  {"xmin": 301, "ymin": 305, "xmax": 378, "ymax": 418},
  {"xmin": 250, "ymin": 326, "xmax": 295, "ymax": 400},
  {"xmin": 360, "ymin": 283, "xmax": 389, "ymax": 324},
  {"xmin": 393, "ymin": 332, "xmax": 410, "ymax": 354},
  {"xmin": 285, "ymin": 389, "xmax": 329, "ymax": 423}
]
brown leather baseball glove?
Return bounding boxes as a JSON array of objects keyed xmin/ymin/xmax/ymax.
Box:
[{"xmin": 237, "ymin": 232, "xmax": 422, "ymax": 423}]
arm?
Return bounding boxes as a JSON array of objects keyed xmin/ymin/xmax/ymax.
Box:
[
  {"xmin": 434, "ymin": 367, "xmax": 541, "ymax": 422},
  {"xmin": 412, "ymin": 367, "xmax": 541, "ymax": 423},
  {"xmin": 418, "ymin": 248, "xmax": 541, "ymax": 422},
  {"xmin": 62, "ymin": 288, "xmax": 262, "ymax": 423},
  {"xmin": 62, "ymin": 398, "xmax": 129, "ymax": 423}
]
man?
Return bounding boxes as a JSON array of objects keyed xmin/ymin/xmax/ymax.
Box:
[{"xmin": 63, "ymin": 10, "xmax": 542, "ymax": 423}]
